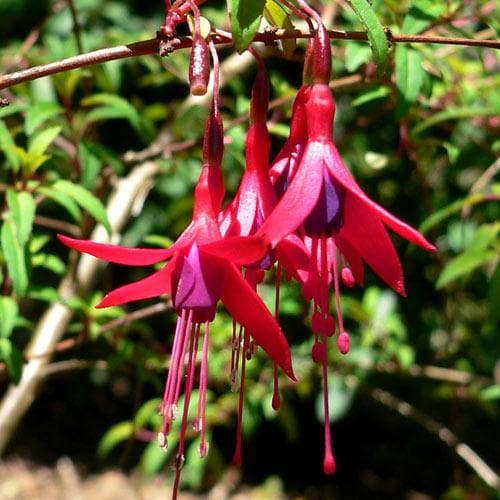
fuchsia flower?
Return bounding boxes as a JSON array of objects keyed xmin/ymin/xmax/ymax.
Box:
[
  {"xmin": 256, "ymin": 24, "xmax": 436, "ymax": 474},
  {"xmin": 59, "ymin": 65, "xmax": 294, "ymax": 495}
]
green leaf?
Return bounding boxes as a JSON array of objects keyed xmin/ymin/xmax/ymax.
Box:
[
  {"xmin": 480, "ymin": 385, "xmax": 500, "ymax": 401},
  {"xmin": 347, "ymin": 0, "xmax": 388, "ymax": 75},
  {"xmin": 1, "ymin": 219, "xmax": 29, "ymax": 296},
  {"xmin": 229, "ymin": 0, "xmax": 266, "ymax": 52},
  {"xmin": 82, "ymin": 93, "xmax": 144, "ymax": 136},
  {"xmin": 25, "ymin": 125, "xmax": 62, "ymax": 174},
  {"xmin": 395, "ymin": 44, "xmax": 424, "ymax": 117},
  {"xmin": 79, "ymin": 141, "xmax": 102, "ymax": 190},
  {"xmin": 25, "ymin": 102, "xmax": 63, "ymax": 136},
  {"xmin": 6, "ymin": 190, "xmax": 35, "ymax": 247},
  {"xmin": 402, "ymin": 0, "xmax": 446, "ymax": 35},
  {"xmin": 0, "ymin": 121, "xmax": 21, "ymax": 172},
  {"xmin": 264, "ymin": 0, "xmax": 296, "ymax": 58},
  {"xmin": 27, "ymin": 125, "xmax": 62, "ymax": 158},
  {"xmin": 36, "ymin": 186, "xmax": 82, "ymax": 223},
  {"xmin": 0, "ymin": 338, "xmax": 23, "ymax": 383},
  {"xmin": 420, "ymin": 193, "xmax": 492, "ymax": 234},
  {"xmin": 412, "ymin": 107, "xmax": 500, "ymax": 136},
  {"xmin": 437, "ymin": 250, "xmax": 498, "ymax": 289},
  {"xmin": 0, "ymin": 296, "xmax": 18, "ymax": 338},
  {"xmin": 0, "ymin": 101, "xmax": 27, "ymax": 119},
  {"xmin": 141, "ymin": 439, "xmax": 174, "ymax": 476},
  {"xmin": 52, "ymin": 180, "xmax": 111, "ymax": 235},
  {"xmin": 32, "ymin": 253, "xmax": 66, "ymax": 275},
  {"xmin": 28, "ymin": 285, "xmax": 60, "ymax": 302},
  {"xmin": 352, "ymin": 86, "xmax": 390, "ymax": 107},
  {"xmin": 97, "ymin": 421, "xmax": 134, "ymax": 457}
]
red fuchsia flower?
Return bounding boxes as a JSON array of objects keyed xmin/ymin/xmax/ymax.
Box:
[
  {"xmin": 257, "ymin": 22, "xmax": 436, "ymax": 475},
  {"xmin": 59, "ymin": 48, "xmax": 294, "ymax": 497}
]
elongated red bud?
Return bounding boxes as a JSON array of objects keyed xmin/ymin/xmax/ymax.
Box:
[
  {"xmin": 250, "ymin": 68, "xmax": 269, "ymax": 124},
  {"xmin": 203, "ymin": 104, "xmax": 224, "ymax": 166},
  {"xmin": 312, "ymin": 24, "xmax": 331, "ymax": 84},
  {"xmin": 189, "ymin": 34, "xmax": 210, "ymax": 96}
]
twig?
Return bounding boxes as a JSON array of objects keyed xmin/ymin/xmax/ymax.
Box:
[
  {"xmin": 371, "ymin": 387, "xmax": 500, "ymax": 490},
  {"xmin": 98, "ymin": 302, "xmax": 171, "ymax": 333},
  {"xmin": 66, "ymin": 0, "xmax": 84, "ymax": 54},
  {"xmin": 33, "ymin": 215, "xmax": 81, "ymax": 237},
  {"xmin": 351, "ymin": 357, "xmax": 491, "ymax": 386},
  {"xmin": 1, "ymin": 30, "xmax": 498, "ymax": 91}
]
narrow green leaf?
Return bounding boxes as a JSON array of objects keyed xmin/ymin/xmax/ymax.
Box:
[
  {"xmin": 347, "ymin": 0, "xmax": 388, "ymax": 75},
  {"xmin": 79, "ymin": 141, "xmax": 103, "ymax": 190},
  {"xmin": 419, "ymin": 193, "xmax": 490, "ymax": 234},
  {"xmin": 25, "ymin": 102, "xmax": 63, "ymax": 136},
  {"xmin": 0, "ymin": 338, "xmax": 23, "ymax": 383},
  {"xmin": 82, "ymin": 93, "xmax": 143, "ymax": 135},
  {"xmin": 412, "ymin": 107, "xmax": 500, "ymax": 136},
  {"xmin": 229, "ymin": 0, "xmax": 266, "ymax": 52},
  {"xmin": 395, "ymin": 44, "xmax": 424, "ymax": 117},
  {"xmin": 352, "ymin": 86, "xmax": 390, "ymax": 107},
  {"xmin": 97, "ymin": 421, "xmax": 134, "ymax": 457},
  {"xmin": 27, "ymin": 126, "xmax": 62, "ymax": 158},
  {"xmin": 1, "ymin": 220, "xmax": 29, "ymax": 296},
  {"xmin": 437, "ymin": 250, "xmax": 497, "ymax": 289},
  {"xmin": 264, "ymin": 0, "xmax": 296, "ymax": 58},
  {"xmin": 480, "ymin": 385, "xmax": 500, "ymax": 401},
  {"xmin": 52, "ymin": 180, "xmax": 111, "ymax": 235},
  {"xmin": 0, "ymin": 296, "xmax": 18, "ymax": 338},
  {"xmin": 32, "ymin": 253, "xmax": 67, "ymax": 275},
  {"xmin": 0, "ymin": 102, "xmax": 27, "ymax": 119},
  {"xmin": 402, "ymin": 0, "xmax": 446, "ymax": 35},
  {"xmin": 36, "ymin": 186, "xmax": 82, "ymax": 222},
  {"xmin": 6, "ymin": 190, "xmax": 35, "ymax": 247},
  {"xmin": 0, "ymin": 121, "xmax": 21, "ymax": 172},
  {"xmin": 140, "ymin": 440, "xmax": 175, "ymax": 476},
  {"xmin": 28, "ymin": 285, "xmax": 60, "ymax": 303}
]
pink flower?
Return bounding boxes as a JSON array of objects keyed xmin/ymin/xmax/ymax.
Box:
[{"xmin": 59, "ymin": 101, "xmax": 295, "ymax": 490}]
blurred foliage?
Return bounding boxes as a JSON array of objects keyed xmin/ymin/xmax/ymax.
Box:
[{"xmin": 0, "ymin": 0, "xmax": 499, "ymax": 498}]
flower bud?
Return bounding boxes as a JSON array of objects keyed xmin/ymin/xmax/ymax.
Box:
[
  {"xmin": 189, "ymin": 34, "xmax": 210, "ymax": 96},
  {"xmin": 337, "ymin": 331, "xmax": 350, "ymax": 355},
  {"xmin": 202, "ymin": 105, "xmax": 224, "ymax": 166},
  {"xmin": 312, "ymin": 24, "xmax": 331, "ymax": 84},
  {"xmin": 341, "ymin": 267, "xmax": 355, "ymax": 288},
  {"xmin": 250, "ymin": 68, "xmax": 269, "ymax": 124}
]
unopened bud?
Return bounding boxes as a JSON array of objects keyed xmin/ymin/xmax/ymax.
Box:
[
  {"xmin": 337, "ymin": 331, "xmax": 350, "ymax": 355},
  {"xmin": 312, "ymin": 24, "xmax": 332, "ymax": 84},
  {"xmin": 341, "ymin": 267, "xmax": 355, "ymax": 288},
  {"xmin": 202, "ymin": 105, "xmax": 224, "ymax": 166},
  {"xmin": 250, "ymin": 69, "xmax": 269, "ymax": 123},
  {"xmin": 189, "ymin": 34, "xmax": 210, "ymax": 96}
]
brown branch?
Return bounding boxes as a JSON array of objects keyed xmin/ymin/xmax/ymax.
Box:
[{"xmin": 1, "ymin": 30, "xmax": 498, "ymax": 91}]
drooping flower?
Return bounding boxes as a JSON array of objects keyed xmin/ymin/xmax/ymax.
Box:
[
  {"xmin": 59, "ymin": 59, "xmax": 294, "ymax": 497},
  {"xmin": 257, "ymin": 23, "xmax": 436, "ymax": 474}
]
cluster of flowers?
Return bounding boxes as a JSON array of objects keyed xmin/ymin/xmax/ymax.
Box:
[{"xmin": 58, "ymin": 1, "xmax": 435, "ymax": 496}]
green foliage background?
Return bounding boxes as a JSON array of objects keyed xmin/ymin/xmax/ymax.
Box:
[{"xmin": 0, "ymin": 0, "xmax": 499, "ymax": 497}]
